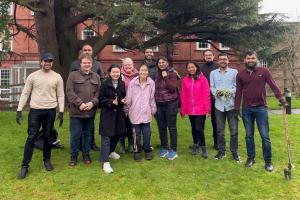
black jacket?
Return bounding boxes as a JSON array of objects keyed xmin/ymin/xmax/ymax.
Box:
[{"xmin": 98, "ymin": 77, "xmax": 126, "ymax": 136}]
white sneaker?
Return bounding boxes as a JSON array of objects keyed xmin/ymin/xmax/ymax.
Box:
[
  {"xmin": 109, "ymin": 152, "xmax": 120, "ymax": 160},
  {"xmin": 103, "ymin": 162, "xmax": 113, "ymax": 174}
]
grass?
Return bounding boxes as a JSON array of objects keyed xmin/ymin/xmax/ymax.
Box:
[
  {"xmin": 0, "ymin": 111, "xmax": 300, "ymax": 200},
  {"xmin": 267, "ymin": 96, "xmax": 300, "ymax": 110}
]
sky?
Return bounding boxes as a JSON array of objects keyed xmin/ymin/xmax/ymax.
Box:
[{"xmin": 260, "ymin": 0, "xmax": 300, "ymax": 21}]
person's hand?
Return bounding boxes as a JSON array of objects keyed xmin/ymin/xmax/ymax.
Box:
[
  {"xmin": 206, "ymin": 112, "xmax": 211, "ymax": 118},
  {"xmin": 234, "ymin": 109, "xmax": 241, "ymax": 120},
  {"xmin": 112, "ymin": 96, "xmax": 118, "ymax": 105},
  {"xmin": 80, "ymin": 103, "xmax": 87, "ymax": 110},
  {"xmin": 216, "ymin": 90, "xmax": 223, "ymax": 97},
  {"xmin": 16, "ymin": 111, "xmax": 22, "ymax": 125},
  {"xmin": 57, "ymin": 112, "xmax": 63, "ymax": 127},
  {"xmin": 162, "ymin": 71, "xmax": 168, "ymax": 78},
  {"xmin": 121, "ymin": 97, "xmax": 127, "ymax": 104},
  {"xmin": 84, "ymin": 102, "xmax": 94, "ymax": 111},
  {"xmin": 279, "ymin": 99, "xmax": 289, "ymax": 107}
]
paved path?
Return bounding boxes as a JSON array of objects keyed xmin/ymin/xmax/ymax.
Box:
[{"xmin": 268, "ymin": 109, "xmax": 300, "ymax": 114}]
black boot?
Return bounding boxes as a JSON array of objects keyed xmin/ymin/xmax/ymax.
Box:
[
  {"xmin": 69, "ymin": 155, "xmax": 78, "ymax": 167},
  {"xmin": 18, "ymin": 167, "xmax": 28, "ymax": 179},
  {"xmin": 145, "ymin": 151, "xmax": 153, "ymax": 160},
  {"xmin": 133, "ymin": 152, "xmax": 142, "ymax": 161},
  {"xmin": 191, "ymin": 144, "xmax": 199, "ymax": 156},
  {"xmin": 201, "ymin": 146, "xmax": 208, "ymax": 159},
  {"xmin": 44, "ymin": 160, "xmax": 54, "ymax": 171}
]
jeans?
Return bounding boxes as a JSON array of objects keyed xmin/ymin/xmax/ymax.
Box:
[
  {"xmin": 188, "ymin": 115, "xmax": 206, "ymax": 146},
  {"xmin": 156, "ymin": 101, "xmax": 178, "ymax": 151},
  {"xmin": 132, "ymin": 123, "xmax": 152, "ymax": 153},
  {"xmin": 215, "ymin": 109, "xmax": 238, "ymax": 153},
  {"xmin": 242, "ymin": 106, "xmax": 272, "ymax": 161},
  {"xmin": 22, "ymin": 108, "xmax": 56, "ymax": 167},
  {"xmin": 70, "ymin": 117, "xmax": 94, "ymax": 156},
  {"xmin": 210, "ymin": 97, "xmax": 218, "ymax": 147},
  {"xmin": 99, "ymin": 135, "xmax": 120, "ymax": 162}
]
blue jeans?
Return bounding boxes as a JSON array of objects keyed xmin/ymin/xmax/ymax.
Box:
[
  {"xmin": 132, "ymin": 123, "xmax": 152, "ymax": 153},
  {"xmin": 99, "ymin": 135, "xmax": 119, "ymax": 162},
  {"xmin": 242, "ymin": 106, "xmax": 272, "ymax": 161},
  {"xmin": 70, "ymin": 117, "xmax": 94, "ymax": 156}
]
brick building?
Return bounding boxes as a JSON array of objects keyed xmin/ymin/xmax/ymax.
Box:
[{"xmin": 2, "ymin": 4, "xmax": 297, "ymax": 102}]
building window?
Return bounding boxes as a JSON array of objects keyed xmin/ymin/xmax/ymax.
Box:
[
  {"xmin": 0, "ymin": 69, "xmax": 11, "ymax": 100},
  {"xmin": 8, "ymin": 3, "xmax": 14, "ymax": 16},
  {"xmin": 112, "ymin": 45, "xmax": 127, "ymax": 52},
  {"xmin": 82, "ymin": 28, "xmax": 95, "ymax": 40},
  {"xmin": 196, "ymin": 40, "xmax": 210, "ymax": 50},
  {"xmin": 260, "ymin": 60, "xmax": 268, "ymax": 68},
  {"xmin": 219, "ymin": 43, "xmax": 230, "ymax": 50},
  {"xmin": 145, "ymin": 34, "xmax": 159, "ymax": 52}
]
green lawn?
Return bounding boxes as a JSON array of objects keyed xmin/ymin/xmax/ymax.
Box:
[
  {"xmin": 0, "ymin": 111, "xmax": 299, "ymax": 200},
  {"xmin": 267, "ymin": 96, "xmax": 300, "ymax": 110}
]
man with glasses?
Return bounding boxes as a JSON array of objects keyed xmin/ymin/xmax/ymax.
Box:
[
  {"xmin": 70, "ymin": 44, "xmax": 104, "ymax": 151},
  {"xmin": 16, "ymin": 53, "xmax": 65, "ymax": 179}
]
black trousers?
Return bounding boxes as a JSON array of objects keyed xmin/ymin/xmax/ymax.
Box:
[
  {"xmin": 99, "ymin": 135, "xmax": 120, "ymax": 162},
  {"xmin": 210, "ymin": 97, "xmax": 218, "ymax": 147},
  {"xmin": 119, "ymin": 116, "xmax": 133, "ymax": 146},
  {"xmin": 22, "ymin": 108, "xmax": 56, "ymax": 167},
  {"xmin": 189, "ymin": 115, "xmax": 206, "ymax": 146}
]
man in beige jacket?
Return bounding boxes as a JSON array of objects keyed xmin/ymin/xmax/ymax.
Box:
[{"xmin": 16, "ymin": 53, "xmax": 65, "ymax": 179}]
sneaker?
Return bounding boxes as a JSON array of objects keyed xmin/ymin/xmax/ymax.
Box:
[
  {"xmin": 103, "ymin": 162, "xmax": 113, "ymax": 174},
  {"xmin": 83, "ymin": 153, "xmax": 92, "ymax": 165},
  {"xmin": 91, "ymin": 144, "xmax": 100, "ymax": 151},
  {"xmin": 201, "ymin": 146, "xmax": 208, "ymax": 159},
  {"xmin": 265, "ymin": 161, "xmax": 274, "ymax": 172},
  {"xmin": 134, "ymin": 152, "xmax": 142, "ymax": 161},
  {"xmin": 167, "ymin": 150, "xmax": 178, "ymax": 160},
  {"xmin": 109, "ymin": 152, "xmax": 120, "ymax": 160},
  {"xmin": 232, "ymin": 153, "xmax": 242, "ymax": 162},
  {"xmin": 245, "ymin": 158, "xmax": 256, "ymax": 167},
  {"xmin": 18, "ymin": 167, "xmax": 28, "ymax": 180},
  {"xmin": 44, "ymin": 160, "xmax": 54, "ymax": 171},
  {"xmin": 159, "ymin": 148, "xmax": 168, "ymax": 158},
  {"xmin": 145, "ymin": 151, "xmax": 153, "ymax": 160},
  {"xmin": 69, "ymin": 155, "xmax": 78, "ymax": 167},
  {"xmin": 191, "ymin": 144, "xmax": 199, "ymax": 156},
  {"xmin": 214, "ymin": 151, "xmax": 226, "ymax": 160}
]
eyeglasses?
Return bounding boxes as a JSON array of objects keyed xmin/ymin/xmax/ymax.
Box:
[{"xmin": 44, "ymin": 60, "xmax": 53, "ymax": 63}]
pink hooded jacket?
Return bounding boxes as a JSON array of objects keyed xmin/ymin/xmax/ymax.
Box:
[{"xmin": 180, "ymin": 73, "xmax": 211, "ymax": 116}]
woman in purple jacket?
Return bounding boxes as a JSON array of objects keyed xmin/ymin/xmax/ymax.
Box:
[
  {"xmin": 126, "ymin": 64, "xmax": 156, "ymax": 161},
  {"xmin": 180, "ymin": 61, "xmax": 211, "ymax": 158},
  {"xmin": 155, "ymin": 57, "xmax": 180, "ymax": 160}
]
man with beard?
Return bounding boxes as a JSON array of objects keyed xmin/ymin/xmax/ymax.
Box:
[
  {"xmin": 199, "ymin": 50, "xmax": 219, "ymax": 150},
  {"xmin": 235, "ymin": 50, "xmax": 285, "ymax": 172},
  {"xmin": 70, "ymin": 44, "xmax": 104, "ymax": 151},
  {"xmin": 210, "ymin": 53, "xmax": 240, "ymax": 162},
  {"xmin": 16, "ymin": 53, "xmax": 64, "ymax": 179},
  {"xmin": 142, "ymin": 48, "xmax": 157, "ymax": 81}
]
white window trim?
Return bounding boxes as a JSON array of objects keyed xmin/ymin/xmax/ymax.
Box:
[
  {"xmin": 112, "ymin": 45, "xmax": 127, "ymax": 52},
  {"xmin": 144, "ymin": 34, "xmax": 159, "ymax": 52},
  {"xmin": 8, "ymin": 3, "xmax": 14, "ymax": 16},
  {"xmin": 219, "ymin": 43, "xmax": 230, "ymax": 50},
  {"xmin": 196, "ymin": 40, "xmax": 211, "ymax": 50},
  {"xmin": 260, "ymin": 60, "xmax": 268, "ymax": 68},
  {"xmin": 0, "ymin": 69, "xmax": 12, "ymax": 100},
  {"xmin": 81, "ymin": 29, "xmax": 96, "ymax": 40}
]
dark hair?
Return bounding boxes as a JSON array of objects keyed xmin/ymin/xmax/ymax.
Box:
[
  {"xmin": 203, "ymin": 49, "xmax": 214, "ymax": 56},
  {"xmin": 144, "ymin": 48, "xmax": 153, "ymax": 53},
  {"xmin": 139, "ymin": 64, "xmax": 149, "ymax": 71},
  {"xmin": 218, "ymin": 53, "xmax": 228, "ymax": 58},
  {"xmin": 81, "ymin": 43, "xmax": 92, "ymax": 50},
  {"xmin": 156, "ymin": 57, "xmax": 168, "ymax": 67},
  {"xmin": 245, "ymin": 50, "xmax": 257, "ymax": 58},
  {"xmin": 108, "ymin": 64, "xmax": 120, "ymax": 73},
  {"xmin": 185, "ymin": 61, "xmax": 200, "ymax": 79}
]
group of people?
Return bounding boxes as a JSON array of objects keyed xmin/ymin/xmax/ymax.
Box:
[{"xmin": 16, "ymin": 45, "xmax": 286, "ymax": 179}]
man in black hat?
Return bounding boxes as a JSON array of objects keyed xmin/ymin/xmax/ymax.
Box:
[{"xmin": 16, "ymin": 52, "xmax": 65, "ymax": 179}]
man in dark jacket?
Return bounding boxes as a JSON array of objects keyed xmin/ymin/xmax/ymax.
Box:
[
  {"xmin": 70, "ymin": 44, "xmax": 104, "ymax": 151},
  {"xmin": 199, "ymin": 49, "xmax": 219, "ymax": 150},
  {"xmin": 142, "ymin": 48, "xmax": 157, "ymax": 81},
  {"xmin": 66, "ymin": 54, "xmax": 100, "ymax": 166}
]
